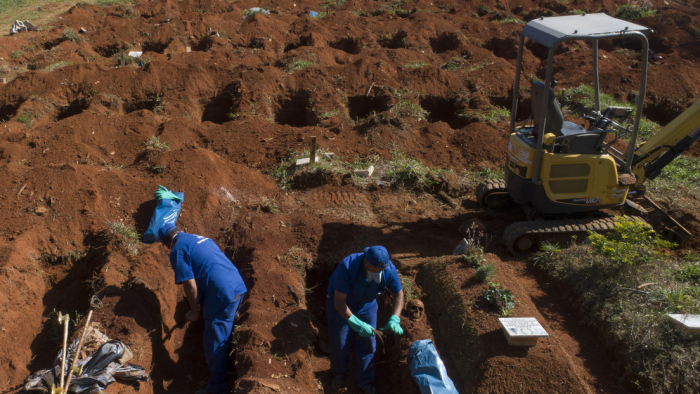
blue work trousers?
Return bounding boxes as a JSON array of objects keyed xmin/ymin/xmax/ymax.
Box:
[
  {"xmin": 204, "ymin": 293, "xmax": 245, "ymax": 394},
  {"xmin": 326, "ymin": 297, "xmax": 377, "ymax": 388}
]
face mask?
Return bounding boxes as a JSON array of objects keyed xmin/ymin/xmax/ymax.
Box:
[{"xmin": 367, "ymin": 270, "xmax": 382, "ymax": 284}]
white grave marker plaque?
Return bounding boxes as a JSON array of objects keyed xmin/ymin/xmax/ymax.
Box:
[
  {"xmin": 667, "ymin": 314, "xmax": 700, "ymax": 335},
  {"xmin": 498, "ymin": 317, "xmax": 549, "ymax": 346}
]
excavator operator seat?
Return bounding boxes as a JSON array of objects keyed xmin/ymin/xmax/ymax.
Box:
[
  {"xmin": 531, "ymin": 81, "xmax": 564, "ymax": 136},
  {"xmin": 530, "ymin": 81, "xmax": 605, "ymax": 154}
]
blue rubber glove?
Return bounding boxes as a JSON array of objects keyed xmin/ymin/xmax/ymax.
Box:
[
  {"xmin": 381, "ymin": 315, "xmax": 403, "ymax": 335},
  {"xmin": 347, "ymin": 315, "xmax": 375, "ymax": 338},
  {"xmin": 154, "ymin": 185, "xmax": 183, "ymax": 202}
]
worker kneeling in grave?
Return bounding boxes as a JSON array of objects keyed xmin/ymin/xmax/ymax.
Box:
[
  {"xmin": 327, "ymin": 245, "xmax": 405, "ymax": 394},
  {"xmin": 161, "ymin": 225, "xmax": 247, "ymax": 394}
]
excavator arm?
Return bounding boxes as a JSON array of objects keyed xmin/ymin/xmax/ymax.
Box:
[{"xmin": 631, "ymin": 101, "xmax": 700, "ymax": 187}]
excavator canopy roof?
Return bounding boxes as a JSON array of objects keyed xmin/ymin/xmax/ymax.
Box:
[{"xmin": 522, "ymin": 13, "xmax": 652, "ymax": 48}]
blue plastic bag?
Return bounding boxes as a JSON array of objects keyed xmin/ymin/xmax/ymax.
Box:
[
  {"xmin": 407, "ymin": 339, "xmax": 458, "ymax": 394},
  {"xmin": 143, "ymin": 186, "xmax": 184, "ymax": 244}
]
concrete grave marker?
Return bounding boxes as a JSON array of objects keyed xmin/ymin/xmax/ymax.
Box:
[
  {"xmin": 498, "ymin": 317, "xmax": 549, "ymax": 346},
  {"xmin": 128, "ymin": 51, "xmax": 143, "ymax": 58},
  {"xmin": 186, "ymin": 47, "xmax": 191, "ymax": 53},
  {"xmin": 296, "ymin": 157, "xmax": 319, "ymax": 166},
  {"xmin": 452, "ymin": 238, "xmax": 468, "ymax": 255},
  {"xmin": 322, "ymin": 152, "xmax": 335, "ymax": 159},
  {"xmin": 353, "ymin": 165, "xmax": 374, "ymax": 178},
  {"xmin": 667, "ymin": 314, "xmax": 700, "ymax": 335}
]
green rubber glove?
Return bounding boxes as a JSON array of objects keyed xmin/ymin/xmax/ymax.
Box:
[
  {"xmin": 347, "ymin": 315, "xmax": 375, "ymax": 338},
  {"xmin": 381, "ymin": 315, "xmax": 403, "ymax": 335},
  {"xmin": 154, "ymin": 185, "xmax": 183, "ymax": 202}
]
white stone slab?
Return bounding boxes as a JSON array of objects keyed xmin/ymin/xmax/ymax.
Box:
[
  {"xmin": 668, "ymin": 314, "xmax": 700, "ymax": 335},
  {"xmin": 128, "ymin": 51, "xmax": 143, "ymax": 58},
  {"xmin": 295, "ymin": 156, "xmax": 319, "ymax": 166},
  {"xmin": 499, "ymin": 317, "xmax": 549, "ymax": 346},
  {"xmin": 185, "ymin": 47, "xmax": 192, "ymax": 53},
  {"xmin": 322, "ymin": 152, "xmax": 335, "ymax": 159},
  {"xmin": 353, "ymin": 165, "xmax": 374, "ymax": 178}
]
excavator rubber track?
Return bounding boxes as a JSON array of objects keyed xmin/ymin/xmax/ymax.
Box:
[
  {"xmin": 476, "ymin": 179, "xmax": 513, "ymax": 209},
  {"xmin": 504, "ymin": 216, "xmax": 620, "ymax": 255}
]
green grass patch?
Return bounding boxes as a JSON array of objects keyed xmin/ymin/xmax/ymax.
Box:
[
  {"xmin": 145, "ymin": 135, "xmax": 170, "ymax": 152},
  {"xmin": 390, "ymin": 90, "xmax": 428, "ymax": 120},
  {"xmin": 382, "ymin": 150, "xmax": 440, "ymax": 190},
  {"xmin": 260, "ymin": 197, "xmax": 279, "ymax": 214},
  {"xmin": 439, "ymin": 57, "xmax": 463, "ymax": 71},
  {"xmin": 532, "ymin": 233, "xmax": 699, "ymax": 393},
  {"xmin": 15, "ymin": 108, "xmax": 38, "ymax": 126},
  {"xmin": 286, "ymin": 59, "xmax": 313, "ymax": 73},
  {"xmin": 483, "ymin": 284, "xmax": 515, "ymax": 315},
  {"xmin": 588, "ymin": 216, "xmax": 676, "ymax": 265},
  {"xmin": 404, "ymin": 61, "xmax": 430, "ymax": 69},
  {"xmin": 475, "ymin": 263, "xmax": 495, "ymax": 282},
  {"xmin": 42, "ymin": 61, "xmax": 75, "ymax": 72},
  {"xmin": 62, "ymin": 28, "xmax": 78, "ymax": 43},
  {"xmin": 646, "ymin": 155, "xmax": 700, "ymax": 206},
  {"xmin": 465, "ymin": 61, "xmax": 493, "ymax": 73},
  {"xmin": 317, "ymin": 109, "xmax": 341, "ymax": 119},
  {"xmin": 106, "ymin": 220, "xmax": 140, "ymax": 256},
  {"xmin": 495, "ymin": 16, "xmax": 525, "ymax": 24},
  {"xmin": 459, "ymin": 106, "xmax": 510, "ymax": 124},
  {"xmin": 616, "ymin": 4, "xmax": 657, "ymax": 20}
]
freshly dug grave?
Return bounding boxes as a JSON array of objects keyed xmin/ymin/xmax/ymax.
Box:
[{"xmin": 1, "ymin": 0, "xmax": 700, "ymax": 393}]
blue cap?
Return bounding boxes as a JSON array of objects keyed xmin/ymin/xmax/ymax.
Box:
[
  {"xmin": 158, "ymin": 224, "xmax": 177, "ymax": 241},
  {"xmin": 364, "ymin": 246, "xmax": 390, "ymax": 268}
]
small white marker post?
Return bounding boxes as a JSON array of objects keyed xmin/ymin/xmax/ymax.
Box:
[
  {"xmin": 667, "ymin": 314, "xmax": 700, "ymax": 336},
  {"xmin": 498, "ymin": 317, "xmax": 549, "ymax": 346}
]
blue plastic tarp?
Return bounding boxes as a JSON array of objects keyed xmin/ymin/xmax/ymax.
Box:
[
  {"xmin": 143, "ymin": 187, "xmax": 184, "ymax": 244},
  {"xmin": 407, "ymin": 339, "xmax": 458, "ymax": 394}
]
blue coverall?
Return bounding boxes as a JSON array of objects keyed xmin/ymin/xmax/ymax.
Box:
[
  {"xmin": 326, "ymin": 253, "xmax": 402, "ymax": 388},
  {"xmin": 170, "ymin": 233, "xmax": 247, "ymax": 394}
]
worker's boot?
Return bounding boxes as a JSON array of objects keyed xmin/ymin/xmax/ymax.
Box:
[{"xmin": 330, "ymin": 375, "xmax": 344, "ymax": 390}]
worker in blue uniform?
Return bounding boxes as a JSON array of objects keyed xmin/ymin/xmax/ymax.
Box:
[
  {"xmin": 161, "ymin": 225, "xmax": 247, "ymax": 394},
  {"xmin": 326, "ymin": 245, "xmax": 405, "ymax": 394}
]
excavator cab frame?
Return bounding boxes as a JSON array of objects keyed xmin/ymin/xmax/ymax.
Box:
[{"xmin": 510, "ymin": 13, "xmax": 652, "ymax": 181}]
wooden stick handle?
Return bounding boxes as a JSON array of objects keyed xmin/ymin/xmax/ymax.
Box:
[
  {"xmin": 62, "ymin": 310, "xmax": 93, "ymax": 393},
  {"xmin": 59, "ymin": 318, "xmax": 69, "ymax": 390}
]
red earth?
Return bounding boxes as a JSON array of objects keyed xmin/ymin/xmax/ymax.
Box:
[{"xmin": 1, "ymin": 0, "xmax": 699, "ymax": 393}]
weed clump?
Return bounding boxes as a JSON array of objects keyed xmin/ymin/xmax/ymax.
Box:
[
  {"xmin": 107, "ymin": 221, "xmax": 140, "ymax": 256},
  {"xmin": 475, "ymin": 264, "xmax": 495, "ymax": 282},
  {"xmin": 286, "ymin": 59, "xmax": 313, "ymax": 73},
  {"xmin": 145, "ymin": 135, "xmax": 170, "ymax": 152},
  {"xmin": 458, "ymin": 106, "xmax": 510, "ymax": 124},
  {"xmin": 390, "ymin": 90, "xmax": 428, "ymax": 120},
  {"xmin": 616, "ymin": 3, "xmax": 657, "ymax": 20},
  {"xmin": 588, "ymin": 216, "xmax": 675, "ymax": 265},
  {"xmin": 483, "ymin": 284, "xmax": 515, "ymax": 315}
]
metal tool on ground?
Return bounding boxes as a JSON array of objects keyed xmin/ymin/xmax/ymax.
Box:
[
  {"xmin": 475, "ymin": 13, "xmax": 700, "ymax": 254},
  {"xmin": 62, "ymin": 310, "xmax": 93, "ymax": 393},
  {"xmin": 287, "ymin": 285, "xmax": 301, "ymax": 304}
]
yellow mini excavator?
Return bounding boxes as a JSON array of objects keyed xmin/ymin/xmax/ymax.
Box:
[{"xmin": 475, "ymin": 13, "xmax": 700, "ymax": 254}]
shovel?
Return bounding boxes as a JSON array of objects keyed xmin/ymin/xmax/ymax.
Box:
[{"xmin": 52, "ymin": 312, "xmax": 70, "ymax": 394}]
